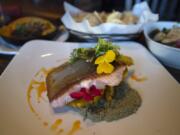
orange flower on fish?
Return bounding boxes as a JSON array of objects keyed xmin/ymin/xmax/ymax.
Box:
[{"xmin": 95, "ymin": 50, "xmax": 116, "ymax": 74}]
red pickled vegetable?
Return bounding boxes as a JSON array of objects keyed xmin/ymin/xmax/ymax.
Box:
[
  {"xmin": 70, "ymin": 91, "xmax": 84, "ymax": 99},
  {"xmin": 89, "ymin": 85, "xmax": 102, "ymax": 96},
  {"xmin": 70, "ymin": 85, "xmax": 102, "ymax": 101}
]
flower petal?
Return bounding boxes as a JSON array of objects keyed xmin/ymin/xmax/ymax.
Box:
[
  {"xmin": 97, "ymin": 62, "xmax": 114, "ymax": 74},
  {"xmin": 104, "ymin": 50, "xmax": 116, "ymax": 63},
  {"xmin": 97, "ymin": 64, "xmax": 104, "ymax": 74},
  {"xmin": 102, "ymin": 62, "xmax": 114, "ymax": 74},
  {"xmin": 95, "ymin": 55, "xmax": 105, "ymax": 64}
]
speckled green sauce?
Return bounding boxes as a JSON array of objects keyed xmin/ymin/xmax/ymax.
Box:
[{"xmin": 76, "ymin": 82, "xmax": 142, "ymax": 122}]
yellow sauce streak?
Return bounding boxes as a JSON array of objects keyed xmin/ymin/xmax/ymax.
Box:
[
  {"xmin": 27, "ymin": 67, "xmax": 66, "ymax": 135},
  {"xmin": 27, "ymin": 68, "xmax": 50, "ymax": 120},
  {"xmin": 131, "ymin": 74, "xmax": 147, "ymax": 82},
  {"xmin": 34, "ymin": 67, "xmax": 50, "ymax": 102},
  {"xmin": 50, "ymin": 119, "xmax": 63, "ymax": 131},
  {"xmin": 27, "ymin": 80, "xmax": 39, "ymax": 117},
  {"xmin": 27, "ymin": 68, "xmax": 49, "ymax": 114},
  {"xmin": 57, "ymin": 129, "xmax": 64, "ymax": 135},
  {"xmin": 68, "ymin": 120, "xmax": 81, "ymax": 135},
  {"xmin": 27, "ymin": 80, "xmax": 47, "ymax": 115},
  {"xmin": 43, "ymin": 122, "xmax": 49, "ymax": 127},
  {"xmin": 34, "ymin": 81, "xmax": 47, "ymax": 103},
  {"xmin": 35, "ymin": 67, "xmax": 49, "ymax": 77}
]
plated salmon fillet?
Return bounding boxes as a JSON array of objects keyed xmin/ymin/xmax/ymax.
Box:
[{"xmin": 46, "ymin": 60, "xmax": 126, "ymax": 108}]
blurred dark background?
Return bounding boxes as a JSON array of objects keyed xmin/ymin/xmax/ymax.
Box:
[
  {"xmin": 0, "ymin": 0, "xmax": 180, "ymax": 82},
  {"xmin": 0, "ymin": 0, "xmax": 179, "ymax": 26}
]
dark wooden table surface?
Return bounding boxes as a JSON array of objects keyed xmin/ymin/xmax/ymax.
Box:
[{"xmin": 0, "ymin": 34, "xmax": 180, "ymax": 83}]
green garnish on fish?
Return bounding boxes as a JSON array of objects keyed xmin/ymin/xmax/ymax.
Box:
[
  {"xmin": 69, "ymin": 38, "xmax": 133, "ymax": 67},
  {"xmin": 69, "ymin": 48, "xmax": 95, "ymax": 63},
  {"xmin": 95, "ymin": 38, "xmax": 119, "ymax": 57}
]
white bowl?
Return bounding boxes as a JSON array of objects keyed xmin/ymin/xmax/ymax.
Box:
[{"xmin": 144, "ymin": 21, "xmax": 180, "ymax": 69}]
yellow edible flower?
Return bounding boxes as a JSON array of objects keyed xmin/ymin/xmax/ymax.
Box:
[{"xmin": 95, "ymin": 50, "xmax": 116, "ymax": 74}]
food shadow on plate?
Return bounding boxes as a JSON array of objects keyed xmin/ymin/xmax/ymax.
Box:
[{"xmin": 53, "ymin": 106, "xmax": 75, "ymax": 113}]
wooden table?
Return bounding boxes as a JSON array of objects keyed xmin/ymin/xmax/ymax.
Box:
[{"xmin": 0, "ymin": 35, "xmax": 180, "ymax": 83}]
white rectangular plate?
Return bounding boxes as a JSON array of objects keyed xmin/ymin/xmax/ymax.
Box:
[{"xmin": 0, "ymin": 40, "xmax": 180, "ymax": 135}]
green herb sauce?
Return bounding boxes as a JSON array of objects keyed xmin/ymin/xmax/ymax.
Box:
[{"xmin": 73, "ymin": 82, "xmax": 142, "ymax": 122}]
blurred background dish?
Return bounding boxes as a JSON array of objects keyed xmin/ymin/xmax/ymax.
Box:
[
  {"xmin": 0, "ymin": 0, "xmax": 180, "ymax": 82},
  {"xmin": 66, "ymin": 28, "xmax": 140, "ymax": 41},
  {"xmin": 150, "ymin": 26, "xmax": 180, "ymax": 49},
  {"xmin": 72, "ymin": 11, "xmax": 139, "ymax": 26},
  {"xmin": 0, "ymin": 16, "xmax": 58, "ymax": 45},
  {"xmin": 62, "ymin": 2, "xmax": 158, "ymax": 41},
  {"xmin": 0, "ymin": 37, "xmax": 19, "ymax": 55},
  {"xmin": 0, "ymin": 28, "xmax": 69, "ymax": 55},
  {"xmin": 144, "ymin": 21, "xmax": 180, "ymax": 69},
  {"xmin": 0, "ymin": 14, "xmax": 11, "ymax": 27}
]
